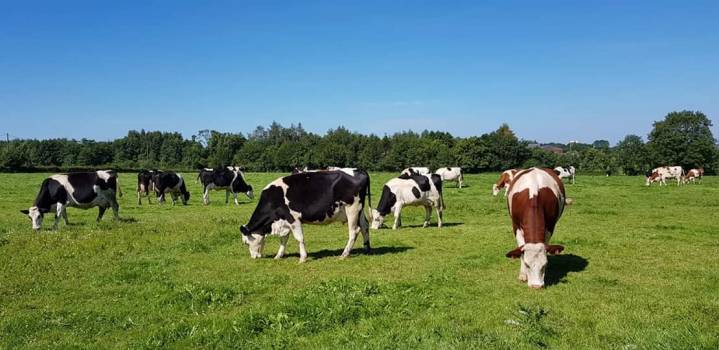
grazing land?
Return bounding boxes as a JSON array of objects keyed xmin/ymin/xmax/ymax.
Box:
[{"xmin": 1, "ymin": 172, "xmax": 718, "ymax": 349}]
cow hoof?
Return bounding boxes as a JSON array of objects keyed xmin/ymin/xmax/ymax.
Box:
[
  {"xmin": 423, "ymin": 222, "xmax": 429, "ymax": 228},
  {"xmin": 299, "ymin": 257, "xmax": 307, "ymax": 263},
  {"xmin": 518, "ymin": 274, "xmax": 527, "ymax": 282},
  {"xmin": 529, "ymin": 284, "xmax": 543, "ymax": 289},
  {"xmin": 274, "ymin": 255, "xmax": 283, "ymax": 260}
]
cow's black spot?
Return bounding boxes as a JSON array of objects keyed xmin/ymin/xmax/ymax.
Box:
[
  {"xmin": 244, "ymin": 185, "xmax": 293, "ymax": 235},
  {"xmin": 411, "ymin": 187, "xmax": 421, "ymax": 199},
  {"xmin": 376, "ymin": 185, "xmax": 397, "ymax": 216},
  {"xmin": 34, "ymin": 178, "xmax": 69, "ymax": 210},
  {"xmin": 67, "ymin": 173, "xmax": 100, "ymax": 203}
]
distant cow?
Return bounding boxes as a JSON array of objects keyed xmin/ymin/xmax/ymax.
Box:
[
  {"xmin": 198, "ymin": 168, "xmax": 254, "ymax": 205},
  {"xmin": 646, "ymin": 166, "xmax": 683, "ymax": 186},
  {"xmin": 21, "ymin": 170, "xmax": 121, "ymax": 230},
  {"xmin": 240, "ymin": 170, "xmax": 372, "ymax": 262},
  {"xmin": 505, "ymin": 168, "xmax": 568, "ymax": 289},
  {"xmin": 493, "ymin": 169, "xmax": 521, "ymax": 196},
  {"xmin": 683, "ymin": 168, "xmax": 704, "ymax": 184},
  {"xmin": 553, "ymin": 166, "xmax": 576, "ymax": 184},
  {"xmin": 400, "ymin": 167, "xmax": 430, "ymax": 176},
  {"xmin": 371, "ymin": 173, "xmax": 444, "ymax": 230},
  {"xmin": 137, "ymin": 170, "xmax": 156, "ymax": 205},
  {"xmin": 435, "ymin": 167, "xmax": 464, "ymax": 188},
  {"xmin": 153, "ymin": 171, "xmax": 190, "ymax": 205}
]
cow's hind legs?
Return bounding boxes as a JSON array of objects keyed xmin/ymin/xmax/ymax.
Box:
[
  {"xmin": 111, "ymin": 198, "xmax": 120, "ymax": 221},
  {"xmin": 97, "ymin": 206, "xmax": 106, "ymax": 222},
  {"xmin": 341, "ymin": 207, "xmax": 361, "ymax": 259},
  {"xmin": 436, "ymin": 205, "xmax": 443, "ymax": 228},
  {"xmin": 359, "ymin": 209, "xmax": 371, "ymax": 253},
  {"xmin": 423, "ymin": 205, "xmax": 432, "ymax": 228}
]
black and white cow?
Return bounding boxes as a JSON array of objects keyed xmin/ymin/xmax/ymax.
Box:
[
  {"xmin": 153, "ymin": 171, "xmax": 190, "ymax": 205},
  {"xmin": 198, "ymin": 168, "xmax": 253, "ymax": 205},
  {"xmin": 435, "ymin": 167, "xmax": 464, "ymax": 188},
  {"xmin": 136, "ymin": 170, "xmax": 156, "ymax": 205},
  {"xmin": 554, "ymin": 166, "xmax": 576, "ymax": 184},
  {"xmin": 240, "ymin": 170, "xmax": 372, "ymax": 262},
  {"xmin": 21, "ymin": 170, "xmax": 121, "ymax": 230},
  {"xmin": 400, "ymin": 167, "xmax": 430, "ymax": 176},
  {"xmin": 371, "ymin": 173, "xmax": 444, "ymax": 230}
]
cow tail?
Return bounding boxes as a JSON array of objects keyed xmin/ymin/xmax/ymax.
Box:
[
  {"xmin": 365, "ymin": 172, "xmax": 372, "ymax": 220},
  {"xmin": 116, "ymin": 176, "xmax": 123, "ymax": 197}
]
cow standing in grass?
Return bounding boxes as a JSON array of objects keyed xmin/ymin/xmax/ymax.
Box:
[
  {"xmin": 646, "ymin": 166, "xmax": 684, "ymax": 186},
  {"xmin": 493, "ymin": 169, "xmax": 521, "ymax": 196},
  {"xmin": 137, "ymin": 170, "xmax": 156, "ymax": 205},
  {"xmin": 153, "ymin": 171, "xmax": 190, "ymax": 205},
  {"xmin": 505, "ymin": 168, "xmax": 569, "ymax": 289},
  {"xmin": 21, "ymin": 170, "xmax": 121, "ymax": 231},
  {"xmin": 240, "ymin": 170, "xmax": 372, "ymax": 262},
  {"xmin": 198, "ymin": 168, "xmax": 253, "ymax": 205},
  {"xmin": 371, "ymin": 173, "xmax": 444, "ymax": 230},
  {"xmin": 683, "ymin": 168, "xmax": 704, "ymax": 184},
  {"xmin": 435, "ymin": 167, "xmax": 464, "ymax": 188}
]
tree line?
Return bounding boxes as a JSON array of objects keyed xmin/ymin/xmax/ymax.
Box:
[{"xmin": 1, "ymin": 110, "xmax": 716, "ymax": 175}]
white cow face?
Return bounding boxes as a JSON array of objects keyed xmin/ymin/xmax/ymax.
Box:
[
  {"xmin": 241, "ymin": 232, "xmax": 267, "ymax": 259},
  {"xmin": 492, "ymin": 184, "xmax": 501, "ymax": 196},
  {"xmin": 521, "ymin": 243, "xmax": 548, "ymax": 288},
  {"xmin": 20, "ymin": 206, "xmax": 43, "ymax": 231},
  {"xmin": 370, "ymin": 209, "xmax": 385, "ymax": 229}
]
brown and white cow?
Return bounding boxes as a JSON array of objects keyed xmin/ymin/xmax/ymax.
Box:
[
  {"xmin": 646, "ymin": 166, "xmax": 684, "ymax": 186},
  {"xmin": 505, "ymin": 168, "xmax": 568, "ymax": 289},
  {"xmin": 493, "ymin": 169, "xmax": 521, "ymax": 196},
  {"xmin": 683, "ymin": 168, "xmax": 704, "ymax": 184}
]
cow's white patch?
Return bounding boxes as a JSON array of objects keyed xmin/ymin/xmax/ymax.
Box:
[
  {"xmin": 522, "ymin": 243, "xmax": 548, "ymax": 288},
  {"xmin": 508, "ymin": 168, "xmax": 562, "ymax": 216},
  {"xmin": 515, "ymin": 228, "xmax": 525, "ymax": 246}
]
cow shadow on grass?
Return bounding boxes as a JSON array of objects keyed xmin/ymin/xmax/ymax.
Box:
[
  {"xmin": 545, "ymin": 254, "xmax": 588, "ymax": 287},
  {"xmin": 285, "ymin": 246, "xmax": 413, "ymax": 260},
  {"xmin": 393, "ymin": 222, "xmax": 463, "ymax": 228}
]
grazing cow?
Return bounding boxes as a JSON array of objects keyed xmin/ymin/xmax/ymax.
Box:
[
  {"xmin": 136, "ymin": 170, "xmax": 156, "ymax": 205},
  {"xmin": 646, "ymin": 166, "xmax": 684, "ymax": 186},
  {"xmin": 240, "ymin": 170, "xmax": 372, "ymax": 262},
  {"xmin": 292, "ymin": 167, "xmax": 359, "ymax": 176},
  {"xmin": 198, "ymin": 168, "xmax": 254, "ymax": 205},
  {"xmin": 553, "ymin": 166, "xmax": 576, "ymax": 184},
  {"xmin": 21, "ymin": 170, "xmax": 120, "ymax": 231},
  {"xmin": 371, "ymin": 173, "xmax": 444, "ymax": 230},
  {"xmin": 505, "ymin": 168, "xmax": 568, "ymax": 289},
  {"xmin": 153, "ymin": 171, "xmax": 190, "ymax": 205},
  {"xmin": 683, "ymin": 168, "xmax": 704, "ymax": 184},
  {"xmin": 493, "ymin": 169, "xmax": 521, "ymax": 196},
  {"xmin": 435, "ymin": 167, "xmax": 464, "ymax": 188},
  {"xmin": 400, "ymin": 167, "xmax": 430, "ymax": 176}
]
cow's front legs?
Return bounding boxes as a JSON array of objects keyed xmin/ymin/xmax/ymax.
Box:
[
  {"xmin": 233, "ymin": 192, "xmax": 239, "ymax": 206},
  {"xmin": 203, "ymin": 187, "xmax": 210, "ymax": 205},
  {"xmin": 137, "ymin": 191, "xmax": 142, "ymax": 205},
  {"xmin": 392, "ymin": 204, "xmax": 403, "ymax": 230},
  {"xmin": 97, "ymin": 206, "xmax": 106, "ymax": 222},
  {"xmin": 341, "ymin": 207, "xmax": 360, "ymax": 258},
  {"xmin": 53, "ymin": 203, "xmax": 64, "ymax": 230},
  {"xmin": 360, "ymin": 212, "xmax": 371, "ymax": 253},
  {"xmin": 291, "ymin": 224, "xmax": 307, "ymax": 263},
  {"xmin": 61, "ymin": 205, "xmax": 69, "ymax": 225},
  {"xmin": 423, "ymin": 205, "xmax": 432, "ymax": 228},
  {"xmin": 170, "ymin": 193, "xmax": 177, "ymax": 206},
  {"xmin": 275, "ymin": 234, "xmax": 290, "ymax": 259}
]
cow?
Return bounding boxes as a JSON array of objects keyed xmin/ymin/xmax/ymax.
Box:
[
  {"xmin": 370, "ymin": 173, "xmax": 444, "ymax": 230},
  {"xmin": 493, "ymin": 169, "xmax": 521, "ymax": 196},
  {"xmin": 136, "ymin": 170, "xmax": 156, "ymax": 205},
  {"xmin": 400, "ymin": 167, "xmax": 430, "ymax": 176},
  {"xmin": 240, "ymin": 170, "xmax": 372, "ymax": 262},
  {"xmin": 21, "ymin": 170, "xmax": 121, "ymax": 231},
  {"xmin": 553, "ymin": 166, "xmax": 576, "ymax": 184},
  {"xmin": 683, "ymin": 168, "xmax": 704, "ymax": 184},
  {"xmin": 435, "ymin": 167, "xmax": 464, "ymax": 188},
  {"xmin": 505, "ymin": 168, "xmax": 569, "ymax": 289},
  {"xmin": 646, "ymin": 166, "xmax": 684, "ymax": 186},
  {"xmin": 198, "ymin": 168, "xmax": 254, "ymax": 205},
  {"xmin": 153, "ymin": 171, "xmax": 190, "ymax": 205}
]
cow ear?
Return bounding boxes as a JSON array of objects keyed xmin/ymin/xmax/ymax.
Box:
[
  {"xmin": 546, "ymin": 244, "xmax": 564, "ymax": 255},
  {"xmin": 553, "ymin": 169, "xmax": 561, "ymax": 176},
  {"xmin": 505, "ymin": 246, "xmax": 523, "ymax": 258},
  {"xmin": 20, "ymin": 209, "xmax": 29, "ymax": 215}
]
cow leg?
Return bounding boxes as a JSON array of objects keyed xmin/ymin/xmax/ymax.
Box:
[
  {"xmin": 514, "ymin": 228, "xmax": 527, "ymax": 282},
  {"xmin": 203, "ymin": 187, "xmax": 210, "ymax": 205},
  {"xmin": 423, "ymin": 205, "xmax": 432, "ymax": 228},
  {"xmin": 234, "ymin": 192, "xmax": 239, "ymax": 206},
  {"xmin": 225, "ymin": 190, "xmax": 230, "ymax": 204},
  {"xmin": 170, "ymin": 193, "xmax": 178, "ymax": 206},
  {"xmin": 341, "ymin": 206, "xmax": 361, "ymax": 258},
  {"xmin": 359, "ymin": 208, "xmax": 371, "ymax": 253},
  {"xmin": 436, "ymin": 204, "xmax": 443, "ymax": 228},
  {"xmin": 61, "ymin": 205, "xmax": 69, "ymax": 225},
  {"xmin": 137, "ymin": 191, "xmax": 142, "ymax": 205},
  {"xmin": 392, "ymin": 205, "xmax": 403, "ymax": 230},
  {"xmin": 275, "ymin": 234, "xmax": 290, "ymax": 259},
  {"xmin": 97, "ymin": 206, "xmax": 106, "ymax": 222},
  {"xmin": 53, "ymin": 203, "xmax": 64, "ymax": 230},
  {"xmin": 291, "ymin": 224, "xmax": 307, "ymax": 263},
  {"xmin": 111, "ymin": 198, "xmax": 120, "ymax": 221},
  {"xmin": 519, "ymin": 257, "xmax": 528, "ymax": 282}
]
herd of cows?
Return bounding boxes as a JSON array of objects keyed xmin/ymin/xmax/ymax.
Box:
[{"xmin": 18, "ymin": 163, "xmax": 704, "ymax": 288}]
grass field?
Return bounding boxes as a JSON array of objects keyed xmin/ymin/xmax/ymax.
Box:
[{"xmin": 1, "ymin": 172, "xmax": 718, "ymax": 349}]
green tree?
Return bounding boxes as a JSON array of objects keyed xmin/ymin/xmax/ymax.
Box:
[
  {"xmin": 615, "ymin": 135, "xmax": 649, "ymax": 175},
  {"xmin": 647, "ymin": 110, "xmax": 716, "ymax": 169}
]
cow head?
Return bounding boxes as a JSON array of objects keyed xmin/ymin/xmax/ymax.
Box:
[
  {"xmin": 182, "ymin": 191, "xmax": 191, "ymax": 205},
  {"xmin": 21, "ymin": 206, "xmax": 45, "ymax": 231},
  {"xmin": 240, "ymin": 225, "xmax": 266, "ymax": 259},
  {"xmin": 492, "ymin": 183, "xmax": 501, "ymax": 196},
  {"xmin": 370, "ymin": 209, "xmax": 385, "ymax": 229},
  {"xmin": 246, "ymin": 185, "xmax": 254, "ymax": 199},
  {"xmin": 645, "ymin": 171, "xmax": 659, "ymax": 186},
  {"xmin": 506, "ymin": 243, "xmax": 564, "ymax": 289}
]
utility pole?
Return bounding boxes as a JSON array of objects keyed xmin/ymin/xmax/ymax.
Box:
[{"xmin": 5, "ymin": 133, "xmax": 8, "ymax": 142}]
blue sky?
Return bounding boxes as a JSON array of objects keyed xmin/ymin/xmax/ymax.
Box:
[{"xmin": 1, "ymin": 1, "xmax": 717, "ymax": 144}]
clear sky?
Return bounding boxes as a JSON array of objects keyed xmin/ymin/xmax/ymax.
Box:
[{"xmin": 1, "ymin": 1, "xmax": 717, "ymax": 144}]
